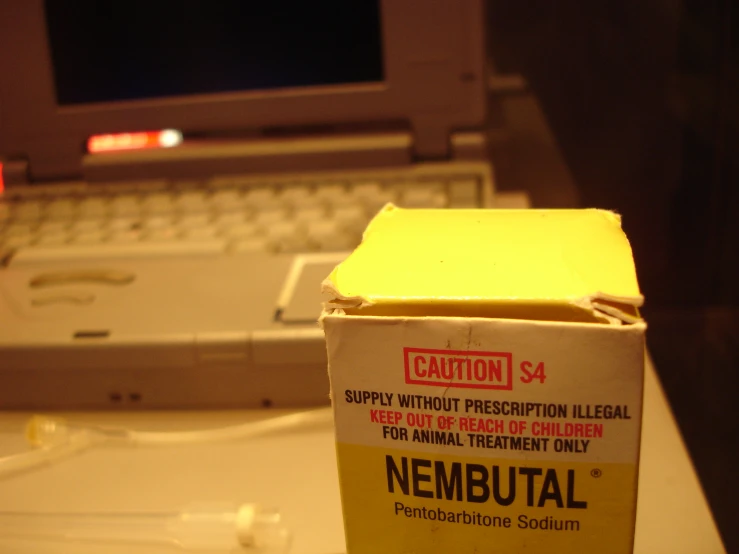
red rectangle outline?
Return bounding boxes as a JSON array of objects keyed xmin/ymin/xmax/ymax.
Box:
[{"xmin": 403, "ymin": 347, "xmax": 513, "ymax": 390}]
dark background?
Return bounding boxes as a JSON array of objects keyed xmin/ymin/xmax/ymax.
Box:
[{"xmin": 486, "ymin": 1, "xmax": 738, "ymax": 551}]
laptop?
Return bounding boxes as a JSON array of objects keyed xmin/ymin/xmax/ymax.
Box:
[{"xmin": 0, "ymin": 0, "xmax": 496, "ymax": 409}]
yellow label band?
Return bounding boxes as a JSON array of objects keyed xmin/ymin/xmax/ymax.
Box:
[{"xmin": 338, "ymin": 443, "xmax": 637, "ymax": 554}]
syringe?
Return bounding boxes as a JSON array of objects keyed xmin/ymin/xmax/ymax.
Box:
[{"xmin": 0, "ymin": 502, "xmax": 291, "ymax": 552}]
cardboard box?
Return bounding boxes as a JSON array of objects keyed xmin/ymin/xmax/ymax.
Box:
[{"xmin": 321, "ymin": 206, "xmax": 646, "ymax": 554}]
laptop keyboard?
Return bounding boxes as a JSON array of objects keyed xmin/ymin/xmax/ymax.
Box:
[{"xmin": 0, "ymin": 175, "xmax": 481, "ymax": 264}]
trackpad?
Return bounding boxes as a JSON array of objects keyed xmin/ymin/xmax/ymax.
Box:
[{"xmin": 277, "ymin": 253, "xmax": 349, "ymax": 323}]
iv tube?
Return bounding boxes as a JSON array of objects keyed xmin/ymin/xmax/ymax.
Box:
[
  {"xmin": 0, "ymin": 408, "xmax": 332, "ymax": 478},
  {"xmin": 27, "ymin": 407, "xmax": 333, "ymax": 447}
]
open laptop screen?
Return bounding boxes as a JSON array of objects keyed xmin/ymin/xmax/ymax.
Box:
[{"xmin": 44, "ymin": 1, "xmax": 384, "ymax": 106}]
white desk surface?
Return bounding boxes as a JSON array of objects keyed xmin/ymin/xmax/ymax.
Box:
[{"xmin": 0, "ymin": 357, "xmax": 725, "ymax": 554}]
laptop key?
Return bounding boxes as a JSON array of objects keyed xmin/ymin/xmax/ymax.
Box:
[
  {"xmin": 110, "ymin": 195, "xmax": 141, "ymax": 216},
  {"xmin": 71, "ymin": 220, "xmax": 103, "ymax": 234},
  {"xmin": 322, "ymin": 233, "xmax": 358, "ymax": 252},
  {"xmin": 212, "ymin": 212, "xmax": 247, "ymax": 228},
  {"xmin": 333, "ymin": 205, "xmax": 367, "ymax": 233},
  {"xmin": 37, "ymin": 220, "xmax": 69, "ymax": 234},
  {"xmin": 314, "ymin": 183, "xmax": 345, "ymax": 200},
  {"xmin": 181, "ymin": 227, "xmax": 219, "ymax": 240},
  {"xmin": 307, "ymin": 220, "xmax": 356, "ymax": 251},
  {"xmin": 317, "ymin": 184, "xmax": 355, "ymax": 207},
  {"xmin": 46, "ymin": 199, "xmax": 77, "ymax": 219},
  {"xmin": 71, "ymin": 230, "xmax": 106, "ymax": 244},
  {"xmin": 400, "ymin": 185, "xmax": 448, "ymax": 208},
  {"xmin": 228, "ymin": 236, "xmax": 269, "ymax": 253},
  {"xmin": 3, "ymin": 223, "xmax": 34, "ymax": 237},
  {"xmin": 1, "ymin": 235, "xmax": 33, "ymax": 251},
  {"xmin": 221, "ymin": 222, "xmax": 260, "ymax": 238},
  {"xmin": 10, "ymin": 240, "xmax": 226, "ymax": 266},
  {"xmin": 126, "ymin": 179, "xmax": 170, "ymax": 192},
  {"xmin": 35, "ymin": 232, "xmax": 69, "ymax": 246},
  {"xmin": 145, "ymin": 228, "xmax": 180, "ymax": 242},
  {"xmin": 279, "ymin": 186, "xmax": 312, "ymax": 207},
  {"xmin": 293, "ymin": 206, "xmax": 326, "ymax": 223},
  {"xmin": 13, "ymin": 201, "xmax": 44, "ymax": 220},
  {"xmin": 142, "ymin": 193, "xmax": 175, "ymax": 214},
  {"xmin": 108, "ymin": 229, "xmax": 143, "ymax": 243},
  {"xmin": 448, "ymin": 178, "xmax": 479, "ymax": 208},
  {"xmin": 306, "ymin": 220, "xmax": 337, "ymax": 251},
  {"xmin": 350, "ymin": 181, "xmax": 382, "ymax": 199},
  {"xmin": 141, "ymin": 215, "xmax": 173, "ymax": 230},
  {"xmin": 210, "ymin": 189, "xmax": 242, "ymax": 208},
  {"xmin": 254, "ymin": 208, "xmax": 289, "ymax": 226},
  {"xmin": 176, "ymin": 190, "xmax": 210, "ymax": 212},
  {"xmin": 178, "ymin": 213, "xmax": 212, "ymax": 228},
  {"xmin": 244, "ymin": 188, "xmax": 280, "ymax": 210},
  {"xmin": 361, "ymin": 189, "xmax": 396, "ymax": 214},
  {"xmin": 266, "ymin": 221, "xmax": 305, "ymax": 252},
  {"xmin": 276, "ymin": 237, "xmax": 311, "ymax": 253},
  {"xmin": 78, "ymin": 197, "xmax": 109, "ymax": 217},
  {"xmin": 106, "ymin": 217, "xmax": 139, "ymax": 231}
]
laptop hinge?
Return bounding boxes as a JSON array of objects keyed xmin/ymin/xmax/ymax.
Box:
[
  {"xmin": 450, "ymin": 131, "xmax": 487, "ymax": 161},
  {"xmin": 412, "ymin": 121, "xmax": 488, "ymax": 162},
  {"xmin": 82, "ymin": 132, "xmax": 413, "ymax": 182},
  {"xmin": 0, "ymin": 159, "xmax": 30, "ymax": 186},
  {"xmin": 412, "ymin": 118, "xmax": 451, "ymax": 161}
]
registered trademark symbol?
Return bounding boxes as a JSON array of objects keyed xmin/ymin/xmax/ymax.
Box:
[{"xmin": 591, "ymin": 468, "xmax": 603, "ymax": 478}]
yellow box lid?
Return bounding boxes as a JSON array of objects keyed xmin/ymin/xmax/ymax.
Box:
[{"xmin": 324, "ymin": 206, "xmax": 643, "ymax": 324}]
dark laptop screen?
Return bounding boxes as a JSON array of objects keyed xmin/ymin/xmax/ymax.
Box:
[{"xmin": 44, "ymin": 1, "xmax": 384, "ymax": 106}]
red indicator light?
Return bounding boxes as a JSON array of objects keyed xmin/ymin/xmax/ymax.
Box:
[{"xmin": 87, "ymin": 129, "xmax": 182, "ymax": 153}]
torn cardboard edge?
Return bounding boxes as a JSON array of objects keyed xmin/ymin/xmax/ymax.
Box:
[
  {"xmin": 321, "ymin": 278, "xmax": 642, "ymax": 326},
  {"xmin": 321, "ymin": 206, "xmax": 644, "ymax": 326}
]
